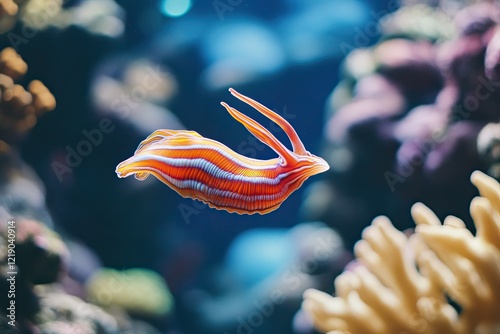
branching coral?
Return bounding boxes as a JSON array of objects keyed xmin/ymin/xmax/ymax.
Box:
[
  {"xmin": 0, "ymin": 47, "xmax": 26, "ymax": 79},
  {"xmin": 0, "ymin": 47, "xmax": 56, "ymax": 142},
  {"xmin": 302, "ymin": 170, "xmax": 500, "ymax": 334}
]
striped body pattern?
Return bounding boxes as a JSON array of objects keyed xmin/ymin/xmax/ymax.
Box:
[{"xmin": 116, "ymin": 88, "xmax": 329, "ymax": 215}]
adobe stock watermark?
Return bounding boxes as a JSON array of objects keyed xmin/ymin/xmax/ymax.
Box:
[
  {"xmin": 213, "ymin": 0, "xmax": 245, "ymax": 21},
  {"xmin": 177, "ymin": 106, "xmax": 296, "ymax": 224},
  {"xmin": 224, "ymin": 230, "xmax": 340, "ymax": 334},
  {"xmin": 8, "ymin": 0, "xmax": 65, "ymax": 51},
  {"xmin": 6, "ymin": 220, "xmax": 17, "ymax": 327},
  {"xmin": 51, "ymin": 65, "xmax": 167, "ymax": 182},
  {"xmin": 384, "ymin": 75, "xmax": 500, "ymax": 192}
]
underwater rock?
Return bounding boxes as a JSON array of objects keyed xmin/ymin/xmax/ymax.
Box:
[
  {"xmin": 0, "ymin": 218, "xmax": 69, "ymax": 285},
  {"xmin": 302, "ymin": 170, "xmax": 500, "ymax": 334},
  {"xmin": 15, "ymin": 220, "xmax": 69, "ymax": 285},
  {"xmin": 36, "ymin": 291, "xmax": 120, "ymax": 334},
  {"xmin": 0, "ymin": 219, "xmax": 65, "ymax": 327},
  {"xmin": 104, "ymin": 308, "xmax": 163, "ymax": 334}
]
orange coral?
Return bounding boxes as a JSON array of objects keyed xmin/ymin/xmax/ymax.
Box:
[
  {"xmin": 0, "ymin": 47, "xmax": 27, "ymax": 79},
  {"xmin": 0, "ymin": 0, "xmax": 18, "ymax": 17},
  {"xmin": 0, "ymin": 47, "xmax": 56, "ymax": 141},
  {"xmin": 28, "ymin": 80, "xmax": 56, "ymax": 114}
]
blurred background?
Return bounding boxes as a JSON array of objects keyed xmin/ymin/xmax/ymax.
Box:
[{"xmin": 0, "ymin": 0, "xmax": 499, "ymax": 333}]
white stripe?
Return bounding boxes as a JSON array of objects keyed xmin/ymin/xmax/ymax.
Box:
[
  {"xmin": 139, "ymin": 144, "xmax": 283, "ymax": 170},
  {"xmin": 130, "ymin": 154, "xmax": 302, "ymax": 185},
  {"xmin": 138, "ymin": 166, "xmax": 284, "ymax": 203}
]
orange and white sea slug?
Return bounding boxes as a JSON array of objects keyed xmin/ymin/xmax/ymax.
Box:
[{"xmin": 115, "ymin": 88, "xmax": 329, "ymax": 215}]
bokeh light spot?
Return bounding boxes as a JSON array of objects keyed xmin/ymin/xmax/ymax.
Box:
[{"xmin": 161, "ymin": 0, "xmax": 191, "ymax": 17}]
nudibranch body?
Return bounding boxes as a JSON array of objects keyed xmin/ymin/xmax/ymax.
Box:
[{"xmin": 116, "ymin": 88, "xmax": 329, "ymax": 215}]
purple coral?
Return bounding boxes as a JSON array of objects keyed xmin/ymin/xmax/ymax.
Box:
[{"xmin": 301, "ymin": 2, "xmax": 500, "ymax": 248}]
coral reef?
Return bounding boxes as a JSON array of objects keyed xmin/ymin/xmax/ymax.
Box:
[
  {"xmin": 35, "ymin": 291, "xmax": 120, "ymax": 334},
  {"xmin": 1, "ymin": 218, "xmax": 69, "ymax": 284},
  {"xmin": 301, "ymin": 0, "xmax": 500, "ymax": 249},
  {"xmin": 302, "ymin": 170, "xmax": 500, "ymax": 334},
  {"xmin": 0, "ymin": 124, "xmax": 169, "ymax": 333},
  {"xmin": 0, "ymin": 15, "xmax": 170, "ymax": 330},
  {"xmin": 0, "ymin": 218, "xmax": 69, "ymax": 329},
  {"xmin": 0, "ymin": 117, "xmax": 170, "ymax": 334},
  {"xmin": 0, "ymin": 211, "xmax": 171, "ymax": 333},
  {"xmin": 0, "ymin": 47, "xmax": 56, "ymax": 142}
]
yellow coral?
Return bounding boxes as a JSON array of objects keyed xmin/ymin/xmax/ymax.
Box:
[
  {"xmin": 302, "ymin": 170, "xmax": 500, "ymax": 334},
  {"xmin": 86, "ymin": 268, "xmax": 173, "ymax": 317}
]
